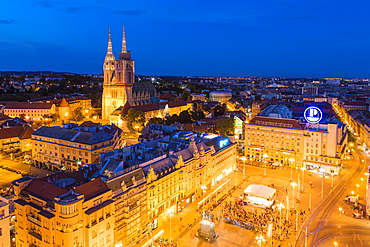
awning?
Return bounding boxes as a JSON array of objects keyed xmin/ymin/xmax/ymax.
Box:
[{"xmin": 244, "ymin": 184, "xmax": 276, "ymax": 199}]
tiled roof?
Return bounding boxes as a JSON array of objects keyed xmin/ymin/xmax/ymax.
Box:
[
  {"xmin": 166, "ymin": 99, "xmax": 188, "ymax": 108},
  {"xmin": 74, "ymin": 177, "xmax": 110, "ymax": 201},
  {"xmin": 32, "ymin": 125, "xmax": 120, "ymax": 145},
  {"xmin": 4, "ymin": 101, "xmax": 54, "ymax": 109},
  {"xmin": 249, "ymin": 116, "xmax": 303, "ymax": 129},
  {"xmin": 22, "ymin": 179, "xmax": 68, "ymax": 202},
  {"xmin": 142, "ymin": 156, "xmax": 177, "ymax": 178},
  {"xmin": 79, "ymin": 121, "xmax": 100, "ymax": 127},
  {"xmin": 0, "ymin": 125, "xmax": 34, "ymax": 140},
  {"xmin": 106, "ymin": 169, "xmax": 145, "ymax": 192},
  {"xmin": 59, "ymin": 98, "xmax": 69, "ymax": 107}
]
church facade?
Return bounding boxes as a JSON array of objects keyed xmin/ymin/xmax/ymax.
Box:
[{"xmin": 102, "ymin": 26, "xmax": 159, "ymax": 120}]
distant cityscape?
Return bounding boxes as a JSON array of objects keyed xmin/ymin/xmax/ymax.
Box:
[{"xmin": 0, "ymin": 27, "xmax": 369, "ymax": 247}]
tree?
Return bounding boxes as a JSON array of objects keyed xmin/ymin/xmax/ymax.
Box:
[
  {"xmin": 216, "ymin": 117, "xmax": 235, "ymax": 136},
  {"xmin": 147, "ymin": 117, "xmax": 165, "ymax": 125},
  {"xmin": 122, "ymin": 108, "xmax": 146, "ymax": 134},
  {"xmin": 165, "ymin": 114, "xmax": 179, "ymax": 125},
  {"xmin": 70, "ymin": 107, "xmax": 85, "ymax": 122},
  {"xmin": 192, "ymin": 110, "xmax": 205, "ymax": 121},
  {"xmin": 178, "ymin": 110, "xmax": 192, "ymax": 123},
  {"xmin": 19, "ymin": 114, "xmax": 26, "ymax": 120},
  {"xmin": 214, "ymin": 105, "xmax": 225, "ymax": 117}
]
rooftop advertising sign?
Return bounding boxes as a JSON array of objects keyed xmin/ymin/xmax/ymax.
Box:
[{"xmin": 304, "ymin": 106, "xmax": 322, "ymax": 124}]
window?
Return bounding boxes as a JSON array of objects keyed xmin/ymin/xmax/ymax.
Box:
[
  {"xmin": 106, "ymin": 223, "xmax": 110, "ymax": 230},
  {"xmin": 92, "ymin": 230, "xmax": 97, "ymax": 238}
]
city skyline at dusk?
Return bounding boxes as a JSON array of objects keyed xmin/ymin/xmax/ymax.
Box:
[{"xmin": 1, "ymin": 0, "xmax": 370, "ymax": 78}]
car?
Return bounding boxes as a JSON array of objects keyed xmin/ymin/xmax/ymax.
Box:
[{"xmin": 345, "ymin": 195, "xmax": 359, "ymax": 203}]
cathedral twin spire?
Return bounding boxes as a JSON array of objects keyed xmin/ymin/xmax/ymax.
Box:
[{"xmin": 105, "ymin": 25, "xmax": 130, "ymax": 62}]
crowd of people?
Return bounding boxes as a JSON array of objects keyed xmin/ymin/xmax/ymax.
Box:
[
  {"xmin": 222, "ymin": 200, "xmax": 301, "ymax": 246},
  {"xmin": 149, "ymin": 237, "xmax": 177, "ymax": 247}
]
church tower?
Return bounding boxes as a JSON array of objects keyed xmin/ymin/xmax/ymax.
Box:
[{"xmin": 102, "ymin": 26, "xmax": 135, "ymax": 120}]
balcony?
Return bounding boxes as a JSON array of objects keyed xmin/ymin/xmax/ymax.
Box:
[
  {"xmin": 27, "ymin": 214, "xmax": 42, "ymax": 227},
  {"xmin": 29, "ymin": 230, "xmax": 42, "ymax": 240}
]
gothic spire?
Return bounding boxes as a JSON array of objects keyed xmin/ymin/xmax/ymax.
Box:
[
  {"xmin": 105, "ymin": 26, "xmax": 115, "ymax": 61},
  {"xmin": 121, "ymin": 25, "xmax": 127, "ymax": 53},
  {"xmin": 119, "ymin": 25, "xmax": 131, "ymax": 60}
]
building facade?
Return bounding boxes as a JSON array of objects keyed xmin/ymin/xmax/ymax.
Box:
[
  {"xmin": 0, "ymin": 197, "xmax": 10, "ymax": 247},
  {"xmin": 2, "ymin": 102, "xmax": 56, "ymax": 121},
  {"xmin": 31, "ymin": 122, "xmax": 124, "ymax": 171},
  {"xmin": 102, "ymin": 27, "xmax": 159, "ymax": 120},
  {"xmin": 13, "ymin": 176, "xmax": 114, "ymax": 247},
  {"xmin": 245, "ymin": 116, "xmax": 347, "ymax": 175}
]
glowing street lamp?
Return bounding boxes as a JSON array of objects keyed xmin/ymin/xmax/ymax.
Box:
[
  {"xmin": 289, "ymin": 158, "xmax": 295, "ymax": 181},
  {"xmin": 240, "ymin": 156, "xmax": 247, "ymax": 180},
  {"xmin": 263, "ymin": 154, "xmax": 268, "ymax": 177},
  {"xmin": 256, "ymin": 234, "xmax": 265, "ymax": 247},
  {"xmin": 356, "ymin": 184, "xmax": 360, "ymax": 195},
  {"xmin": 276, "ymin": 203, "xmax": 285, "ymax": 234},
  {"xmin": 290, "ymin": 182, "xmax": 298, "ymax": 208},
  {"xmin": 167, "ymin": 208, "xmax": 174, "ymax": 243},
  {"xmin": 338, "ymin": 207, "xmax": 343, "ymax": 220},
  {"xmin": 334, "ymin": 241, "xmax": 338, "ymax": 247},
  {"xmin": 300, "ymin": 167, "xmax": 306, "ymax": 192}
]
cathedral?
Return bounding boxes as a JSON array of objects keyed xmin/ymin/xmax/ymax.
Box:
[{"xmin": 102, "ymin": 26, "xmax": 159, "ymax": 120}]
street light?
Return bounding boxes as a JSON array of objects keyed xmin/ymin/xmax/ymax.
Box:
[
  {"xmin": 263, "ymin": 154, "xmax": 268, "ymax": 177},
  {"xmin": 256, "ymin": 234, "xmax": 265, "ymax": 247},
  {"xmin": 338, "ymin": 207, "xmax": 342, "ymax": 220},
  {"xmin": 167, "ymin": 208, "xmax": 174, "ymax": 243},
  {"xmin": 334, "ymin": 241, "xmax": 338, "ymax": 247},
  {"xmin": 240, "ymin": 156, "xmax": 247, "ymax": 180},
  {"xmin": 276, "ymin": 203, "xmax": 285, "ymax": 234},
  {"xmin": 356, "ymin": 184, "xmax": 360, "ymax": 195},
  {"xmin": 290, "ymin": 182, "xmax": 298, "ymax": 208},
  {"xmin": 300, "ymin": 167, "xmax": 306, "ymax": 193},
  {"xmin": 289, "ymin": 158, "xmax": 295, "ymax": 181}
]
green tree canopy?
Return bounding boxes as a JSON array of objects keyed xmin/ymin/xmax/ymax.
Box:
[
  {"xmin": 214, "ymin": 105, "xmax": 225, "ymax": 117},
  {"xmin": 122, "ymin": 108, "xmax": 146, "ymax": 134},
  {"xmin": 216, "ymin": 117, "xmax": 235, "ymax": 136},
  {"xmin": 147, "ymin": 117, "xmax": 165, "ymax": 125},
  {"xmin": 70, "ymin": 107, "xmax": 85, "ymax": 122},
  {"xmin": 192, "ymin": 110, "xmax": 205, "ymax": 121},
  {"xmin": 178, "ymin": 110, "xmax": 192, "ymax": 123}
]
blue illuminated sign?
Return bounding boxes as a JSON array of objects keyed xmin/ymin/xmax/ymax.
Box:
[
  {"xmin": 219, "ymin": 139, "xmax": 229, "ymax": 148},
  {"xmin": 304, "ymin": 106, "xmax": 323, "ymax": 124}
]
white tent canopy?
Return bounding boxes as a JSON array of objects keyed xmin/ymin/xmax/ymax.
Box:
[{"xmin": 244, "ymin": 184, "xmax": 276, "ymax": 199}]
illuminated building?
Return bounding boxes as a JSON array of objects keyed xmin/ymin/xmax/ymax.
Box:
[
  {"xmin": 245, "ymin": 113, "xmax": 347, "ymax": 175},
  {"xmin": 31, "ymin": 122, "xmax": 124, "ymax": 171},
  {"xmin": 102, "ymin": 26, "xmax": 159, "ymax": 120},
  {"xmin": 2, "ymin": 102, "xmax": 56, "ymax": 121},
  {"xmin": 0, "ymin": 125, "xmax": 33, "ymax": 152},
  {"xmin": 30, "ymin": 96, "xmax": 92, "ymax": 122},
  {"xmin": 96, "ymin": 130, "xmax": 237, "ymax": 243},
  {"xmin": 209, "ymin": 91, "xmax": 232, "ymax": 104},
  {"xmin": 0, "ymin": 196, "xmax": 10, "ymax": 247},
  {"xmin": 97, "ymin": 158, "xmax": 148, "ymax": 247},
  {"xmin": 110, "ymin": 99, "xmax": 192, "ymax": 127},
  {"xmin": 13, "ymin": 174, "xmax": 114, "ymax": 247}
]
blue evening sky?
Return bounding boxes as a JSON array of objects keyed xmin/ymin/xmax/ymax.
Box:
[{"xmin": 1, "ymin": 0, "xmax": 370, "ymax": 78}]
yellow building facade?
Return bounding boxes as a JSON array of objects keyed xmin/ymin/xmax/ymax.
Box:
[
  {"xmin": 245, "ymin": 116, "xmax": 347, "ymax": 175},
  {"xmin": 13, "ymin": 177, "xmax": 114, "ymax": 247},
  {"xmin": 31, "ymin": 123, "xmax": 124, "ymax": 171}
]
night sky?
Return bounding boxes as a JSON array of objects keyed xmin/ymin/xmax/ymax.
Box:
[{"xmin": 1, "ymin": 0, "xmax": 370, "ymax": 78}]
